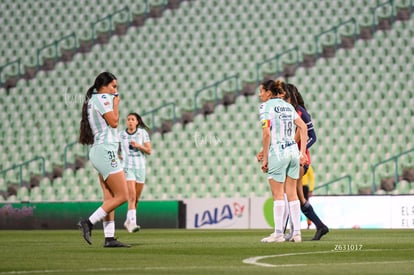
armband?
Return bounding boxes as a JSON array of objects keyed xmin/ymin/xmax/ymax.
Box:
[{"xmin": 261, "ymin": 120, "xmax": 270, "ymax": 128}]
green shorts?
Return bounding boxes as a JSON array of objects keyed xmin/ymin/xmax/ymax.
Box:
[
  {"xmin": 124, "ymin": 168, "xmax": 145, "ymax": 183},
  {"xmin": 89, "ymin": 143, "xmax": 123, "ymax": 180},
  {"xmin": 267, "ymin": 146, "xmax": 300, "ymax": 183}
]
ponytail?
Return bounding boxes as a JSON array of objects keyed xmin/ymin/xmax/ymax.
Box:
[
  {"xmin": 138, "ymin": 115, "xmax": 151, "ymax": 135},
  {"xmin": 285, "ymin": 83, "xmax": 299, "ymax": 110},
  {"xmin": 288, "ymin": 83, "xmax": 306, "ymax": 110},
  {"xmin": 79, "ymin": 72, "xmax": 117, "ymax": 145},
  {"xmin": 78, "ymin": 86, "xmax": 95, "ymax": 145}
]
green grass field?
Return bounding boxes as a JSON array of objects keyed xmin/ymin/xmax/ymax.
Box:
[{"xmin": 0, "ymin": 229, "xmax": 413, "ymax": 274}]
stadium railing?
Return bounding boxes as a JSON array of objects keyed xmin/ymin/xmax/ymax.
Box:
[
  {"xmin": 371, "ymin": 148, "xmax": 414, "ymax": 193},
  {"xmin": 0, "ymin": 0, "xmax": 182, "ymax": 89},
  {"xmin": 36, "ymin": 33, "xmax": 78, "ymax": 71},
  {"xmin": 314, "ymin": 175, "xmax": 353, "ymax": 195},
  {"xmin": 193, "ymin": 74, "xmax": 240, "ymax": 113},
  {"xmin": 314, "ymin": 18, "xmax": 358, "ymax": 58},
  {"xmin": 142, "ymin": 101, "xmax": 177, "ymax": 130},
  {"xmin": 371, "ymin": 0, "xmax": 395, "ymax": 33},
  {"xmin": 0, "ymin": 156, "xmax": 46, "ymax": 187},
  {"xmin": 0, "ymin": 59, "xmax": 21, "ymax": 87},
  {"xmin": 91, "ymin": 7, "xmax": 131, "ymax": 45},
  {"xmin": 255, "ymin": 46, "xmax": 300, "ymax": 85},
  {"xmin": 63, "ymin": 142, "xmax": 89, "ymax": 170}
]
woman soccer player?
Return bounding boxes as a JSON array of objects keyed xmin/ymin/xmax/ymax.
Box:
[
  {"xmin": 285, "ymin": 83, "xmax": 329, "ymax": 241},
  {"xmin": 119, "ymin": 112, "xmax": 152, "ymax": 233},
  {"xmin": 260, "ymin": 79, "xmax": 308, "ymax": 243},
  {"xmin": 78, "ymin": 72, "xmax": 130, "ymax": 248}
]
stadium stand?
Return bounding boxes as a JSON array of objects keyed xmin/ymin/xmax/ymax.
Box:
[{"xmin": 0, "ymin": 0, "xmax": 413, "ymax": 201}]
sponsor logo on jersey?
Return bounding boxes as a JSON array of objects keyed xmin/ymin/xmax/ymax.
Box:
[
  {"xmin": 279, "ymin": 114, "xmax": 292, "ymax": 120},
  {"xmin": 274, "ymin": 106, "xmax": 292, "ymax": 113}
]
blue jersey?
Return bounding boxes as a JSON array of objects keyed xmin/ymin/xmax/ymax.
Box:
[{"xmin": 297, "ymin": 106, "xmax": 317, "ymax": 149}]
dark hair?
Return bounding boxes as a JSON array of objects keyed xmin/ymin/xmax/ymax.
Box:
[
  {"xmin": 287, "ymin": 83, "xmax": 306, "ymax": 110},
  {"xmin": 128, "ymin": 112, "xmax": 151, "ymax": 135},
  {"xmin": 79, "ymin": 72, "xmax": 117, "ymax": 145},
  {"xmin": 285, "ymin": 83, "xmax": 299, "ymax": 110},
  {"xmin": 261, "ymin": 79, "xmax": 286, "ymax": 98},
  {"xmin": 271, "ymin": 79, "xmax": 287, "ymax": 97},
  {"xmin": 261, "ymin": 79, "xmax": 275, "ymax": 92}
]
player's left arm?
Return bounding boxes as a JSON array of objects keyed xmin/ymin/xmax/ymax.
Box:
[
  {"xmin": 131, "ymin": 130, "xmax": 152, "ymax": 155},
  {"xmin": 139, "ymin": 142, "xmax": 152, "ymax": 155},
  {"xmin": 301, "ymin": 109, "xmax": 317, "ymax": 149}
]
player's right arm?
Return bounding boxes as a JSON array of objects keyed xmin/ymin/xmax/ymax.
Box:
[
  {"xmin": 103, "ymin": 95, "xmax": 119, "ymax": 128},
  {"xmin": 257, "ymin": 102, "xmax": 266, "ymax": 162},
  {"xmin": 294, "ymin": 115, "xmax": 308, "ymax": 165},
  {"xmin": 261, "ymin": 127, "xmax": 270, "ymax": 173},
  {"xmin": 260, "ymin": 103, "xmax": 271, "ymax": 172}
]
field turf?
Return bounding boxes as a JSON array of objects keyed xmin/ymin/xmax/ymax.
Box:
[{"xmin": 0, "ymin": 229, "xmax": 413, "ymax": 274}]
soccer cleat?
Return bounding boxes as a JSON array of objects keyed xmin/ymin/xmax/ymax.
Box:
[
  {"xmin": 104, "ymin": 238, "xmax": 131, "ymax": 248},
  {"xmin": 124, "ymin": 220, "xmax": 141, "ymax": 233},
  {"xmin": 289, "ymin": 234, "xmax": 302, "ymax": 243},
  {"xmin": 78, "ymin": 219, "xmax": 92, "ymax": 245},
  {"xmin": 312, "ymin": 226, "xmax": 329, "ymax": 241},
  {"xmin": 284, "ymin": 232, "xmax": 293, "ymax": 242},
  {"xmin": 261, "ymin": 233, "xmax": 285, "ymax": 243}
]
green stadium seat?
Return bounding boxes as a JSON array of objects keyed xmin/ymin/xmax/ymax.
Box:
[{"xmin": 2, "ymin": 0, "xmax": 414, "ymax": 199}]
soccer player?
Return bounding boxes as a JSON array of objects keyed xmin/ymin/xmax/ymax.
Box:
[
  {"xmin": 119, "ymin": 112, "xmax": 152, "ymax": 233},
  {"xmin": 286, "ymin": 83, "xmax": 329, "ymax": 240},
  {"xmin": 78, "ymin": 72, "xmax": 130, "ymax": 248},
  {"xmin": 259, "ymin": 79, "xmax": 308, "ymax": 243},
  {"xmin": 302, "ymin": 164, "xmax": 315, "ymax": 228}
]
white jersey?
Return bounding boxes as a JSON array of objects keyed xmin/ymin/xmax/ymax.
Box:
[
  {"xmin": 259, "ymin": 102, "xmax": 266, "ymax": 122},
  {"xmin": 119, "ymin": 128, "xmax": 150, "ymax": 169},
  {"xmin": 88, "ymin": 93, "xmax": 119, "ymax": 145},
  {"xmin": 261, "ymin": 98, "xmax": 299, "ymax": 155}
]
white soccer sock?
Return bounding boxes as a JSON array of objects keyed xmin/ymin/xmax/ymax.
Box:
[
  {"xmin": 273, "ymin": 200, "xmax": 285, "ymax": 235},
  {"xmin": 127, "ymin": 209, "xmax": 137, "ymax": 224},
  {"xmin": 103, "ymin": 221, "xmax": 115, "ymax": 238},
  {"xmin": 89, "ymin": 207, "xmax": 107, "ymax": 224},
  {"xmin": 289, "ymin": 200, "xmax": 301, "ymax": 235}
]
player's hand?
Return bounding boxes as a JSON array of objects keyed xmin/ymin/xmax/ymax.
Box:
[
  {"xmin": 113, "ymin": 94, "xmax": 120, "ymax": 105},
  {"xmin": 256, "ymin": 151, "xmax": 263, "ymax": 162},
  {"xmin": 299, "ymin": 152, "xmax": 308, "ymax": 165},
  {"xmin": 261, "ymin": 159, "xmax": 268, "ymax": 173},
  {"xmin": 130, "ymin": 140, "xmax": 139, "ymax": 148}
]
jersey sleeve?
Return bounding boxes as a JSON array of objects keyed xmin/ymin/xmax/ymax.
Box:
[
  {"xmin": 95, "ymin": 94, "xmax": 113, "ymax": 115},
  {"xmin": 142, "ymin": 129, "xmax": 150, "ymax": 143},
  {"xmin": 259, "ymin": 103, "xmax": 270, "ymax": 128},
  {"xmin": 298, "ymin": 106, "xmax": 317, "ymax": 148}
]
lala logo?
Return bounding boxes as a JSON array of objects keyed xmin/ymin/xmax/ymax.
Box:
[{"xmin": 194, "ymin": 202, "xmax": 245, "ymax": 228}]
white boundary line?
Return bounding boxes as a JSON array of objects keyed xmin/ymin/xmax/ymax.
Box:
[
  {"xmin": 242, "ymin": 249, "xmax": 414, "ymax": 268},
  {"xmin": 2, "ymin": 249, "xmax": 414, "ymax": 274}
]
